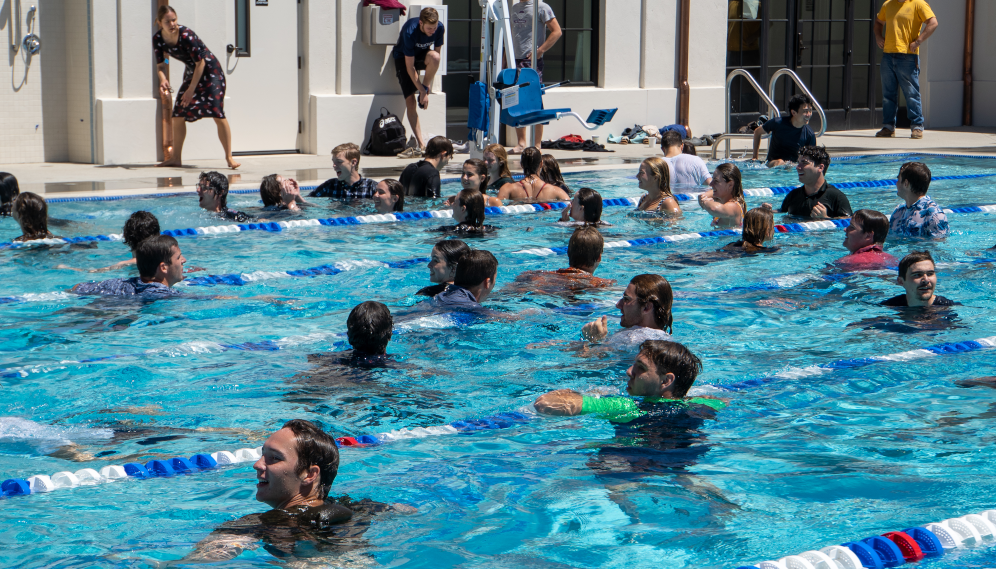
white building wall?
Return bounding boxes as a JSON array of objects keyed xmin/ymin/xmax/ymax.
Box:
[
  {"xmin": 919, "ymin": 0, "xmax": 966, "ymax": 129},
  {"xmin": 0, "ymin": 0, "xmax": 47, "ymax": 164},
  {"xmin": 972, "ymin": 0, "xmax": 996, "ymax": 127}
]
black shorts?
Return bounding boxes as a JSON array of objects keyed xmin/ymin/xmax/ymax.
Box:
[{"xmin": 395, "ymin": 53, "xmax": 428, "ymax": 99}]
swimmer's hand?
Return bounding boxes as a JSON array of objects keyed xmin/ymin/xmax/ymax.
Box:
[
  {"xmin": 534, "ymin": 389, "xmax": 583, "ymax": 416},
  {"xmin": 184, "ymin": 266, "xmax": 206, "ymax": 273},
  {"xmin": 581, "ymin": 316, "xmax": 609, "ymax": 342},
  {"xmin": 443, "ymin": 195, "xmax": 456, "ymax": 206},
  {"xmin": 810, "ymin": 202, "xmax": 829, "ymax": 220},
  {"xmin": 560, "ymin": 207, "xmax": 570, "ymax": 222}
]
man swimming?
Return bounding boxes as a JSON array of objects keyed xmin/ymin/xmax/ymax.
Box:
[
  {"xmin": 432, "ymin": 249, "xmax": 498, "ymax": 310},
  {"xmin": 505, "ymin": 225, "xmax": 615, "ymax": 295},
  {"xmin": 881, "ymin": 250, "xmax": 958, "ymax": 307},
  {"xmin": 307, "ymin": 301, "xmax": 397, "ymax": 370},
  {"xmin": 72, "ymin": 235, "xmax": 186, "ymax": 298},
  {"xmin": 580, "ymin": 274, "xmax": 673, "ymax": 349},
  {"xmin": 835, "ymin": 209, "xmax": 898, "ymax": 270}
]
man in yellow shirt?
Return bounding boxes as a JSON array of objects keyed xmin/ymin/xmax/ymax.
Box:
[{"xmin": 874, "ymin": 0, "xmax": 938, "ymax": 140}]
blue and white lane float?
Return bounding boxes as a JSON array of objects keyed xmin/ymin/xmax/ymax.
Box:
[{"xmin": 735, "ymin": 512, "xmax": 996, "ymax": 569}]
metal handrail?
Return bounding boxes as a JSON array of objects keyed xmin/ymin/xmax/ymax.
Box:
[
  {"xmin": 768, "ymin": 68, "xmax": 827, "ymax": 137},
  {"xmin": 723, "ymin": 69, "xmax": 780, "ymax": 159},
  {"xmin": 710, "ymin": 133, "xmax": 756, "ymax": 160}
]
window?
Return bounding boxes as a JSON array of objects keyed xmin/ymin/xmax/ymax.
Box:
[
  {"xmin": 541, "ymin": 0, "xmax": 598, "ymax": 86},
  {"xmin": 235, "ymin": 0, "xmax": 251, "ymax": 56}
]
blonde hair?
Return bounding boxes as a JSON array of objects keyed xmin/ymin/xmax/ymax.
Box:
[
  {"xmin": 419, "ymin": 7, "xmax": 439, "ymax": 24},
  {"xmin": 642, "ymin": 157, "xmax": 673, "ymax": 199},
  {"xmin": 484, "ymin": 143, "xmax": 513, "ymax": 180},
  {"xmin": 332, "ymin": 142, "xmax": 361, "ymax": 166}
]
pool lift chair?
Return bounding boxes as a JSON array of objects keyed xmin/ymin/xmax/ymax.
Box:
[{"xmin": 468, "ymin": 0, "xmax": 617, "ymax": 157}]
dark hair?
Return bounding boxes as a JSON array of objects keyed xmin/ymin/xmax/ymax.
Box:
[
  {"xmin": 0, "ymin": 172, "xmax": 20, "ymax": 217},
  {"xmin": 630, "ymin": 274, "xmax": 674, "ymax": 334},
  {"xmin": 381, "ymin": 178, "xmax": 405, "ymax": 212},
  {"xmin": 741, "ymin": 206, "xmax": 774, "ymax": 246},
  {"xmin": 638, "ymin": 340, "xmax": 702, "ymax": 398},
  {"xmin": 433, "ymin": 239, "xmax": 470, "ymax": 270},
  {"xmin": 681, "ymin": 141, "xmax": 697, "ymax": 156},
  {"xmin": 260, "ymin": 174, "xmax": 281, "ymax": 207},
  {"xmin": 122, "ymin": 211, "xmax": 162, "ymax": 250},
  {"xmin": 463, "ymin": 159, "xmax": 490, "ymax": 194},
  {"xmin": 199, "ymin": 171, "xmax": 230, "ymax": 208},
  {"xmin": 568, "ymin": 225, "xmax": 604, "ymax": 270},
  {"xmin": 425, "ymin": 136, "xmax": 454, "ymax": 159},
  {"xmin": 899, "ymin": 162, "xmax": 932, "ymax": 196},
  {"xmin": 575, "ymin": 187, "xmax": 602, "ymax": 223},
  {"xmin": 851, "ymin": 209, "xmax": 890, "ymax": 245},
  {"xmin": 156, "ymin": 5, "xmax": 176, "ymax": 25},
  {"xmin": 280, "ymin": 419, "xmax": 340, "ymax": 500},
  {"xmin": 798, "ymin": 145, "xmax": 831, "ymax": 174},
  {"xmin": 521, "ymin": 147, "xmax": 542, "ymax": 177},
  {"xmin": 135, "ymin": 234, "xmax": 179, "ymax": 278},
  {"xmin": 898, "ymin": 250, "xmax": 934, "ymax": 280},
  {"xmin": 788, "ymin": 94, "xmax": 813, "ymax": 115},
  {"xmin": 12, "ymin": 192, "xmax": 51, "ymax": 240},
  {"xmin": 540, "ymin": 155, "xmax": 570, "ymax": 196},
  {"xmin": 456, "ymin": 188, "xmax": 486, "ymax": 228},
  {"xmin": 454, "ymin": 249, "xmax": 498, "ymax": 288},
  {"xmin": 713, "ymin": 163, "xmax": 746, "ymax": 217},
  {"xmin": 662, "ymin": 129, "xmax": 683, "ymax": 150},
  {"xmin": 346, "ymin": 301, "xmax": 393, "ymax": 355}
]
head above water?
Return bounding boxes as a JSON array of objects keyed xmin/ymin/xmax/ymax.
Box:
[
  {"xmin": 461, "ymin": 159, "xmax": 490, "ymax": 194},
  {"xmin": 428, "ymin": 239, "xmax": 470, "ymax": 284},
  {"xmin": 332, "ymin": 142, "xmax": 362, "ymax": 181},
  {"xmin": 567, "ymin": 225, "xmax": 603, "ymax": 273},
  {"xmin": 197, "ymin": 171, "xmax": 229, "ymax": 211},
  {"xmin": 135, "ymin": 234, "xmax": 185, "ymax": 286},
  {"xmin": 424, "ymin": 136, "xmax": 454, "ymax": 164},
  {"xmin": 520, "ymin": 147, "xmax": 543, "ymax": 178},
  {"xmin": 483, "ymin": 143, "xmax": 513, "ymax": 180},
  {"xmin": 254, "ymin": 419, "xmax": 340, "ymax": 509},
  {"xmin": 571, "ymin": 187, "xmax": 602, "ymax": 224},
  {"xmin": 627, "ymin": 340, "xmax": 702, "ymax": 398},
  {"xmin": 897, "ymin": 250, "xmax": 937, "ymax": 306},
  {"xmin": 787, "ymin": 94, "xmax": 814, "ymax": 120},
  {"xmin": 12, "ymin": 192, "xmax": 49, "ymax": 240},
  {"xmin": 898, "ymin": 161, "xmax": 931, "ymax": 199},
  {"xmin": 843, "ymin": 209, "xmax": 890, "ymax": 252},
  {"xmin": 373, "ymin": 179, "xmax": 404, "ymax": 213},
  {"xmin": 797, "ymin": 145, "xmax": 830, "ymax": 177},
  {"xmin": 122, "ymin": 211, "xmax": 162, "ymax": 251},
  {"xmin": 741, "ymin": 206, "xmax": 774, "ymax": 247},
  {"xmin": 640, "ymin": 157, "xmax": 673, "ymax": 199},
  {"xmin": 618, "ymin": 274, "xmax": 674, "ymax": 334},
  {"xmin": 711, "ymin": 163, "xmax": 746, "ymax": 216},
  {"xmin": 347, "ymin": 301, "xmax": 393, "ymax": 355},
  {"xmin": 662, "ymin": 129, "xmax": 683, "ymax": 151},
  {"xmin": 540, "ymin": 155, "xmax": 569, "ymax": 195},
  {"xmin": 260, "ymin": 174, "xmax": 282, "ymax": 207},
  {"xmin": 0, "ymin": 172, "xmax": 20, "ymax": 217},
  {"xmin": 454, "ymin": 249, "xmax": 498, "ymax": 301},
  {"xmin": 454, "ymin": 188, "xmax": 486, "ymax": 227}
]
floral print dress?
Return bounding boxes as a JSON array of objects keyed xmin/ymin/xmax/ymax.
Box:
[{"xmin": 153, "ymin": 26, "xmax": 226, "ymax": 121}]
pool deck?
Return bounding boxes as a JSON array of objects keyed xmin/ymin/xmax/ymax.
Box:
[{"xmin": 6, "ymin": 127, "xmax": 996, "ymax": 200}]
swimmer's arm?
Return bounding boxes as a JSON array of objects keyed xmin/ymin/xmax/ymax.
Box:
[
  {"xmin": 496, "ymin": 182, "xmax": 518, "ymax": 201},
  {"xmin": 182, "ymin": 531, "xmax": 259, "ymax": 562},
  {"xmin": 697, "ymin": 191, "xmax": 739, "ymax": 218},
  {"xmin": 534, "ymin": 389, "xmax": 583, "ymax": 416},
  {"xmin": 752, "ymin": 125, "xmax": 767, "ymax": 160}
]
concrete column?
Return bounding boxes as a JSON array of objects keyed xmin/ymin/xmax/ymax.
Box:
[
  {"xmin": 303, "ymin": 0, "xmax": 337, "ymax": 154},
  {"xmin": 686, "ymin": 0, "xmax": 726, "ymax": 135},
  {"xmin": 918, "ymin": 0, "xmax": 965, "ymax": 129}
]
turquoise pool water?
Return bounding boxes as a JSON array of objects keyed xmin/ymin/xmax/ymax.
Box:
[{"xmin": 1, "ymin": 154, "xmax": 995, "ymax": 568}]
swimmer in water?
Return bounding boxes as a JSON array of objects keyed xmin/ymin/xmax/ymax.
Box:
[
  {"xmin": 197, "ymin": 171, "xmax": 255, "ymax": 222},
  {"xmin": 72, "ymin": 235, "xmax": 186, "ymax": 299},
  {"xmin": 372, "ymin": 179, "xmax": 405, "ymax": 214},
  {"xmin": 834, "ymin": 209, "xmax": 898, "ymax": 270},
  {"xmin": 10, "ymin": 192, "xmax": 57, "ymax": 242},
  {"xmin": 307, "ymin": 301, "xmax": 397, "ymax": 370},
  {"xmin": 580, "ymin": 274, "xmax": 673, "ymax": 349},
  {"xmin": 56, "ymin": 211, "xmax": 177, "ymax": 274},
  {"xmin": 559, "ymin": 187, "xmax": 611, "ymax": 226},
  {"xmin": 416, "ymin": 239, "xmax": 470, "ymax": 298},
  {"xmin": 180, "ymin": 419, "xmax": 414, "ymax": 563},
  {"xmin": 431, "ymin": 249, "xmax": 498, "ymax": 310},
  {"xmin": 505, "ymin": 226, "xmax": 616, "ymax": 295},
  {"xmin": 259, "ymin": 174, "xmax": 311, "ymax": 213},
  {"xmin": 435, "ymin": 189, "xmax": 497, "ymax": 235},
  {"xmin": 665, "ymin": 205, "xmax": 778, "ymax": 267},
  {"xmin": 634, "ymin": 157, "xmax": 681, "ymax": 218},
  {"xmin": 697, "ymin": 163, "xmax": 746, "ymax": 228},
  {"xmin": 881, "ymin": 250, "xmax": 958, "ymax": 307}
]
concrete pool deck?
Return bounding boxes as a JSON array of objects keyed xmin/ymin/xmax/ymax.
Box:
[{"xmin": 5, "ymin": 127, "xmax": 995, "ymax": 200}]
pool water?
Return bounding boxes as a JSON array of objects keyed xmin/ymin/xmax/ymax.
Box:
[{"xmin": 1, "ymin": 154, "xmax": 995, "ymax": 568}]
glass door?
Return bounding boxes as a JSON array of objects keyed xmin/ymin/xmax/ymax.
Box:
[{"xmin": 441, "ymin": 1, "xmax": 482, "ymax": 141}]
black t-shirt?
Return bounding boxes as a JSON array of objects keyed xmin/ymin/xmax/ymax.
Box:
[
  {"xmin": 763, "ymin": 116, "xmax": 816, "ymax": 162},
  {"xmin": 881, "ymin": 294, "xmax": 959, "ymax": 307},
  {"xmin": 223, "ymin": 208, "xmax": 256, "ymax": 223},
  {"xmin": 488, "ymin": 176, "xmax": 515, "ymax": 193},
  {"xmin": 400, "ymin": 161, "xmax": 441, "ymax": 198},
  {"xmin": 779, "ymin": 182, "xmax": 853, "ymax": 218}
]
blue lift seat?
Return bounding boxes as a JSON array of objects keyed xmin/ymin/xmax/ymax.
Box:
[{"xmin": 495, "ymin": 68, "xmax": 615, "ymax": 130}]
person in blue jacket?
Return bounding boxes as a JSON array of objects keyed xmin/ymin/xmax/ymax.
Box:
[{"xmin": 393, "ymin": 8, "xmax": 445, "ymax": 156}]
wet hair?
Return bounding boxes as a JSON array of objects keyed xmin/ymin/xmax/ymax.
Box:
[
  {"xmin": 260, "ymin": 174, "xmax": 281, "ymax": 207},
  {"xmin": 419, "ymin": 6, "xmax": 439, "ymax": 24},
  {"xmin": 630, "ymin": 274, "xmax": 674, "ymax": 334},
  {"xmin": 798, "ymin": 145, "xmax": 831, "ymax": 174},
  {"xmin": 713, "ymin": 162, "xmax": 746, "ymax": 217},
  {"xmin": 199, "ymin": 171, "xmax": 229, "ymax": 208},
  {"xmin": 454, "ymin": 249, "xmax": 498, "ymax": 288},
  {"xmin": 280, "ymin": 419, "xmax": 340, "ymax": 500},
  {"xmin": 642, "ymin": 157, "xmax": 673, "ymax": 199},
  {"xmin": 122, "ymin": 211, "xmax": 162, "ymax": 250},
  {"xmin": 425, "ymin": 136, "xmax": 454, "ymax": 159},
  {"xmin": 898, "ymin": 250, "xmax": 935, "ymax": 281},
  {"xmin": 788, "ymin": 93, "xmax": 813, "ymax": 115},
  {"xmin": 156, "ymin": 5, "xmax": 176, "ymax": 25},
  {"xmin": 851, "ymin": 209, "xmax": 890, "ymax": 245},
  {"xmin": 135, "ymin": 234, "xmax": 179, "ymax": 279},
  {"xmin": 484, "ymin": 143, "xmax": 513, "ymax": 180},
  {"xmin": 899, "ymin": 162, "xmax": 932, "ymax": 196},
  {"xmin": 575, "ymin": 188, "xmax": 602, "ymax": 224},
  {"xmin": 662, "ymin": 129, "xmax": 683, "ymax": 150},
  {"xmin": 455, "ymin": 188, "xmax": 486, "ymax": 228},
  {"xmin": 681, "ymin": 141, "xmax": 697, "ymax": 156},
  {"xmin": 433, "ymin": 239, "xmax": 470, "ymax": 271},
  {"xmin": 741, "ymin": 207, "xmax": 774, "ymax": 247},
  {"xmin": 12, "ymin": 192, "xmax": 51, "ymax": 240},
  {"xmin": 332, "ymin": 142, "xmax": 361, "ymax": 168},
  {"xmin": 0, "ymin": 172, "xmax": 20, "ymax": 216},
  {"xmin": 540, "ymin": 155, "xmax": 570, "ymax": 196},
  {"xmin": 380, "ymin": 179, "xmax": 405, "ymax": 212},
  {"xmin": 346, "ymin": 301, "xmax": 393, "ymax": 355},
  {"xmin": 463, "ymin": 159, "xmax": 490, "ymax": 194},
  {"xmin": 638, "ymin": 340, "xmax": 702, "ymax": 398},
  {"xmin": 567, "ymin": 225, "xmax": 604, "ymax": 271},
  {"xmin": 521, "ymin": 147, "xmax": 543, "ymax": 178}
]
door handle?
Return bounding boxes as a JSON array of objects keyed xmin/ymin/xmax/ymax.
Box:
[{"xmin": 796, "ymin": 32, "xmax": 807, "ymax": 63}]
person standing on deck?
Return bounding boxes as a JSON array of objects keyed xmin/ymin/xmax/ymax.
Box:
[
  {"xmin": 509, "ymin": 0, "xmax": 563, "ymax": 153},
  {"xmin": 393, "ymin": 8, "xmax": 446, "ymax": 158},
  {"xmin": 874, "ymin": 0, "xmax": 938, "ymax": 140}
]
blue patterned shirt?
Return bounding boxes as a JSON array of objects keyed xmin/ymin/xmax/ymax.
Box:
[
  {"xmin": 889, "ymin": 195, "xmax": 949, "ymax": 238},
  {"xmin": 73, "ymin": 277, "xmax": 182, "ymax": 298}
]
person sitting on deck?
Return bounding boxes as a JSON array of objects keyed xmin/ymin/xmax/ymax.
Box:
[
  {"xmin": 560, "ymin": 187, "xmax": 609, "ymax": 226},
  {"xmin": 435, "ymin": 189, "xmax": 497, "ymax": 235},
  {"xmin": 432, "ymin": 249, "xmax": 498, "ymax": 310},
  {"xmin": 416, "ymin": 240, "xmax": 470, "ymax": 298},
  {"xmin": 309, "ymin": 143, "xmax": 379, "ymax": 199},
  {"xmin": 752, "ymin": 94, "xmax": 816, "ymax": 167},
  {"xmin": 180, "ymin": 419, "xmax": 411, "ymax": 563},
  {"xmin": 505, "ymin": 226, "xmax": 616, "ymax": 295},
  {"xmin": 634, "ymin": 157, "xmax": 680, "ymax": 218},
  {"xmin": 72, "ymin": 235, "xmax": 186, "ymax": 298},
  {"xmin": 580, "ymin": 274, "xmax": 673, "ymax": 349},
  {"xmin": 497, "ymin": 147, "xmax": 569, "ymax": 203},
  {"xmin": 197, "ymin": 171, "xmax": 255, "ymax": 222},
  {"xmin": 10, "ymin": 192, "xmax": 56, "ymax": 242},
  {"xmin": 835, "ymin": 209, "xmax": 899, "ymax": 270},
  {"xmin": 698, "ymin": 163, "xmax": 746, "ymax": 228},
  {"xmin": 764, "ymin": 146, "xmax": 852, "ymax": 221},
  {"xmin": 881, "ymin": 250, "xmax": 958, "ymax": 308},
  {"xmin": 889, "ymin": 161, "xmax": 949, "ymax": 239},
  {"xmin": 372, "ymin": 179, "xmax": 405, "ymax": 214},
  {"xmin": 400, "ymin": 136, "xmax": 453, "ymax": 199}
]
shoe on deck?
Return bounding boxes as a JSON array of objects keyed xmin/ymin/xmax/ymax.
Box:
[
  {"xmin": 397, "ymin": 147, "xmax": 423, "ymax": 159},
  {"xmin": 911, "ymin": 128, "xmax": 924, "ymax": 139},
  {"xmin": 875, "ymin": 127, "xmax": 896, "ymax": 138}
]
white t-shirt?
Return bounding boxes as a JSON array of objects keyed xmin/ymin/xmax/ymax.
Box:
[
  {"xmin": 664, "ymin": 154, "xmax": 711, "ymax": 187},
  {"xmin": 510, "ymin": 1, "xmax": 556, "ymax": 60},
  {"xmin": 603, "ymin": 326, "xmax": 671, "ymax": 351}
]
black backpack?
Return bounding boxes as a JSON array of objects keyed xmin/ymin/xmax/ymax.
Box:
[{"xmin": 364, "ymin": 107, "xmax": 407, "ymax": 156}]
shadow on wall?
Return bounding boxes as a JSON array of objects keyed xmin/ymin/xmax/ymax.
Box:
[{"xmin": 349, "ymin": 2, "xmax": 410, "ymax": 123}]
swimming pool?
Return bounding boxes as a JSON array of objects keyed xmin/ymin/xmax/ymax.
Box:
[{"xmin": 1, "ymin": 153, "xmax": 995, "ymax": 568}]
